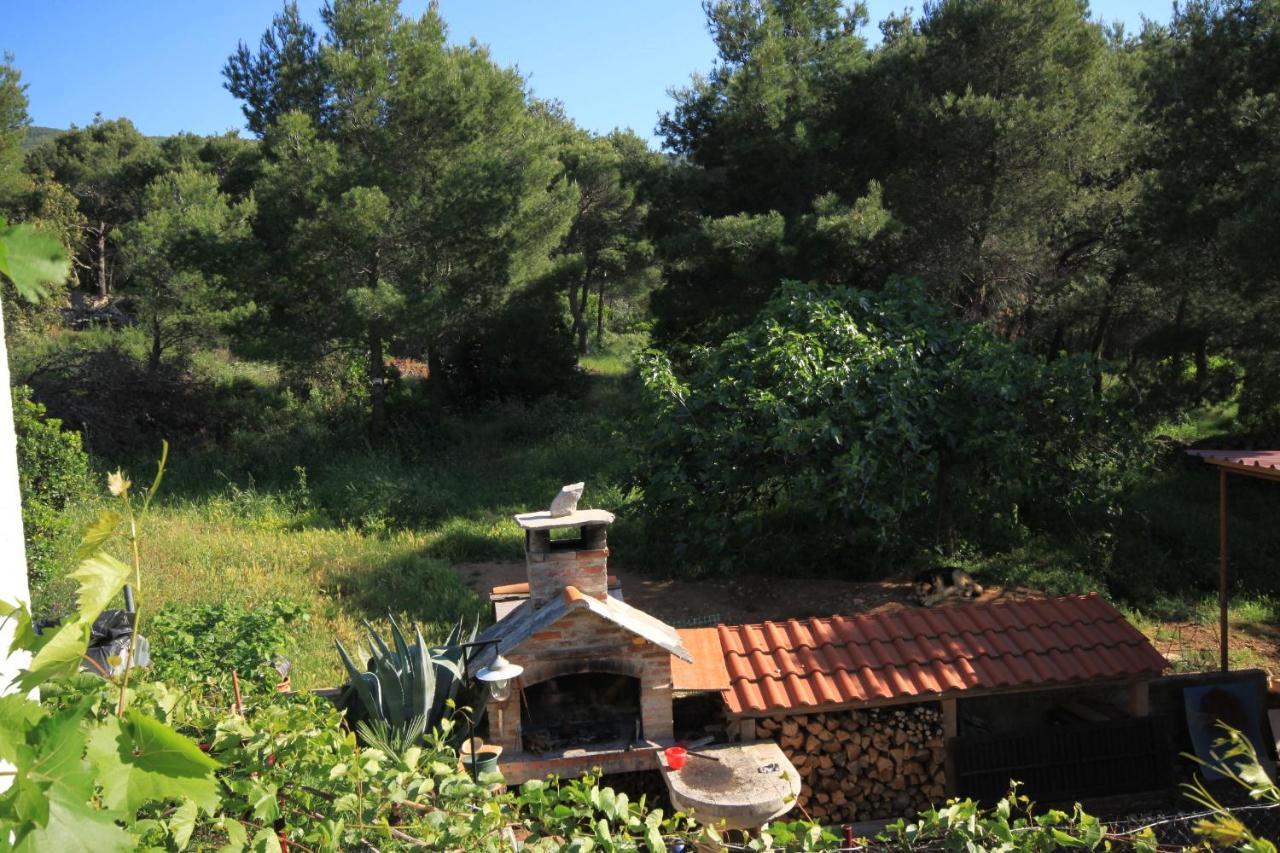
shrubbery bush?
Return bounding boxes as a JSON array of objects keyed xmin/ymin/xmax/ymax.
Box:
[
  {"xmin": 145, "ymin": 598, "xmax": 306, "ymax": 692},
  {"xmin": 639, "ymin": 280, "xmax": 1141, "ymax": 576},
  {"xmin": 11, "ymin": 383, "xmax": 90, "ymax": 587}
]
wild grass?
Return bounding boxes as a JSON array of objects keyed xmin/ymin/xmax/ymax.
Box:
[{"xmin": 30, "ymin": 334, "xmax": 650, "ymax": 688}]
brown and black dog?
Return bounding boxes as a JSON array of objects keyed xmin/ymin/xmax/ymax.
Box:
[{"xmin": 912, "ymin": 568, "xmax": 983, "ymax": 607}]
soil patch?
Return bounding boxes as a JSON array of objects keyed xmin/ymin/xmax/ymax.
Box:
[{"xmin": 452, "ymin": 561, "xmax": 1037, "ymax": 627}]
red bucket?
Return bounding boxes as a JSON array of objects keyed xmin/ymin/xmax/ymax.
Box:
[{"xmin": 665, "ymin": 746, "xmax": 687, "ymax": 770}]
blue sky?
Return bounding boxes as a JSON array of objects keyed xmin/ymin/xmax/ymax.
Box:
[{"xmin": 6, "ymin": 1, "xmax": 1173, "ymax": 146}]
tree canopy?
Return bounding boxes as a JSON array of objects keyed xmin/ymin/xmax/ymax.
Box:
[{"xmin": 229, "ymin": 0, "xmax": 576, "ymax": 431}]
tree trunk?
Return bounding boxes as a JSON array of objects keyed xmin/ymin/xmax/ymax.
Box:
[
  {"xmin": 575, "ymin": 280, "xmax": 590, "ymax": 355},
  {"xmin": 595, "ymin": 276, "xmax": 606, "ymax": 349},
  {"xmin": 147, "ymin": 318, "xmax": 163, "ymax": 373},
  {"xmin": 369, "ymin": 325, "xmax": 386, "ymax": 439},
  {"xmin": 96, "ymin": 223, "xmax": 108, "ymax": 298},
  {"xmin": 568, "ymin": 278, "xmax": 589, "ymax": 356}
]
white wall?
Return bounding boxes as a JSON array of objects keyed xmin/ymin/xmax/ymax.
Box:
[{"xmin": 0, "ymin": 295, "xmax": 32, "ymax": 699}]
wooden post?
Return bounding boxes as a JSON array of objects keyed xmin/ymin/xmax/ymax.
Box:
[
  {"xmin": 1220, "ymin": 468, "xmax": 1229, "ymax": 673},
  {"xmin": 1127, "ymin": 680, "xmax": 1149, "ymax": 717},
  {"xmin": 942, "ymin": 698, "xmax": 958, "ymax": 796}
]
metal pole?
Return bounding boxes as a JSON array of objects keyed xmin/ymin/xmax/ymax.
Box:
[
  {"xmin": 462, "ymin": 644, "xmax": 478, "ymax": 781},
  {"xmin": 1220, "ymin": 468, "xmax": 1229, "ymax": 673}
]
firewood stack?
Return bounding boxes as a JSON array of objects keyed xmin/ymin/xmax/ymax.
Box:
[{"xmin": 757, "ymin": 704, "xmax": 946, "ymax": 823}]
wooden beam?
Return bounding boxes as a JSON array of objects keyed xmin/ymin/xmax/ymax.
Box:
[
  {"xmin": 1127, "ymin": 680, "xmax": 1149, "ymax": 717},
  {"xmin": 1220, "ymin": 468, "xmax": 1230, "ymax": 673},
  {"xmin": 942, "ymin": 697, "xmax": 958, "ymax": 796}
]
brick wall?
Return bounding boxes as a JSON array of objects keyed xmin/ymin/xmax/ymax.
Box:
[
  {"xmin": 527, "ymin": 547, "xmax": 609, "ymax": 606},
  {"xmin": 485, "ymin": 610, "xmax": 675, "ymax": 752}
]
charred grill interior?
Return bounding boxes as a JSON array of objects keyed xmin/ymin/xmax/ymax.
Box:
[{"xmin": 521, "ymin": 673, "xmax": 641, "ymax": 753}]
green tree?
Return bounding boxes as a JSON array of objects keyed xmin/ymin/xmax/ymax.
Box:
[
  {"xmin": 26, "ymin": 117, "xmax": 163, "ymax": 298},
  {"xmin": 1135, "ymin": 0, "xmax": 1280, "ymax": 422},
  {"xmin": 652, "ymin": 0, "xmax": 1140, "ymax": 362},
  {"xmin": 232, "ymin": 1, "xmax": 575, "ymax": 431},
  {"xmin": 0, "ymin": 52, "xmax": 30, "ymax": 209},
  {"xmin": 556, "ymin": 129, "xmax": 657, "ymax": 354},
  {"xmin": 640, "ymin": 280, "xmax": 1117, "ymax": 574},
  {"xmin": 116, "ymin": 166, "xmax": 257, "ymax": 371},
  {"xmin": 223, "ymin": 0, "xmax": 327, "ymax": 137},
  {"xmin": 873, "ymin": 0, "xmax": 1141, "ymax": 348}
]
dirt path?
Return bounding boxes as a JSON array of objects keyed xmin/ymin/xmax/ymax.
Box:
[{"xmin": 452, "ymin": 561, "xmax": 1037, "ymax": 627}]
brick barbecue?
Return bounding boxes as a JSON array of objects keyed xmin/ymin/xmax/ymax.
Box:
[{"xmin": 469, "ymin": 505, "xmax": 693, "ymax": 784}]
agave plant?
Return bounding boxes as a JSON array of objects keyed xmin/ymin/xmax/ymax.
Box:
[{"xmin": 335, "ymin": 615, "xmax": 478, "ymax": 737}]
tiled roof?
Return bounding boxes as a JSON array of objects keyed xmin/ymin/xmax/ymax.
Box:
[
  {"xmin": 469, "ymin": 584, "xmax": 691, "ymax": 676},
  {"xmin": 1188, "ymin": 449, "xmax": 1280, "ymax": 478},
  {"xmin": 718, "ymin": 593, "xmax": 1167, "ymax": 716},
  {"xmin": 672, "ymin": 628, "xmax": 731, "ymax": 692}
]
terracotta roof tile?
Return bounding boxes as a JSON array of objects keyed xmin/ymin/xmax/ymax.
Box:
[
  {"xmin": 671, "ymin": 628, "xmax": 731, "ymax": 692},
  {"xmin": 719, "ymin": 593, "xmax": 1167, "ymax": 716}
]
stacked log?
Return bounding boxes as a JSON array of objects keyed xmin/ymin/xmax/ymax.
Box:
[{"xmin": 757, "ymin": 704, "xmax": 946, "ymax": 824}]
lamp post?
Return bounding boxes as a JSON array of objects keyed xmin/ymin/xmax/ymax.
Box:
[{"xmin": 458, "ymin": 639, "xmax": 523, "ymax": 781}]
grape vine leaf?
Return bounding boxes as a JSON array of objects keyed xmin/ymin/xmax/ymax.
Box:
[
  {"xmin": 169, "ymin": 798, "xmax": 199, "ymax": 851},
  {"xmin": 87, "ymin": 710, "xmax": 221, "ymax": 814},
  {"xmin": 75, "ymin": 510, "xmax": 122, "ymax": 562},
  {"xmin": 0, "ymin": 217, "xmax": 70, "ymax": 303},
  {"xmin": 4, "ymin": 701, "xmax": 130, "ymax": 852},
  {"xmin": 0, "ymin": 693, "xmax": 44, "ymax": 763},
  {"xmin": 12, "ymin": 786, "xmax": 134, "ymax": 853},
  {"xmin": 16, "ymin": 552, "xmax": 133, "ymax": 690}
]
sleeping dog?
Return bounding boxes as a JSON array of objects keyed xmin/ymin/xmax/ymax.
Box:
[{"xmin": 912, "ymin": 568, "xmax": 983, "ymax": 607}]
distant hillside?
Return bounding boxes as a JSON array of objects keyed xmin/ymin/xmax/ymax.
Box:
[{"xmin": 22, "ymin": 126, "xmax": 63, "ymax": 151}]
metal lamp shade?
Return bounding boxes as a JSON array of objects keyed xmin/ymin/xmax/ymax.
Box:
[{"xmin": 477, "ymin": 655, "xmax": 523, "ymax": 701}]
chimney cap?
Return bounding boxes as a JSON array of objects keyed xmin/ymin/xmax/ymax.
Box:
[{"xmin": 514, "ymin": 508, "xmax": 615, "ymax": 531}]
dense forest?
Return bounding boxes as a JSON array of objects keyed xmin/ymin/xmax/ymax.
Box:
[{"xmin": 4, "ymin": 0, "xmax": 1280, "ymax": 607}]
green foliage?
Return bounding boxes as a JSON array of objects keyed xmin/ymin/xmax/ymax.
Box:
[
  {"xmin": 10, "ymin": 384, "xmax": 89, "ymax": 588},
  {"xmin": 640, "ymin": 280, "xmax": 1130, "ymax": 574},
  {"xmin": 232, "ymin": 0, "xmax": 577, "ymax": 429},
  {"xmin": 116, "ymin": 165, "xmax": 258, "ymax": 370},
  {"xmin": 0, "ymin": 215, "xmax": 71, "ymax": 304},
  {"xmin": 145, "ymin": 599, "xmax": 305, "ymax": 692},
  {"xmin": 0, "ymin": 448, "xmax": 222, "ymax": 849},
  {"xmin": 875, "ymin": 787, "xmax": 1151, "ymax": 851},
  {"xmin": 1184, "ymin": 725, "xmax": 1280, "ymax": 852},
  {"xmin": 25, "ymin": 116, "xmax": 163, "ymax": 297},
  {"xmin": 334, "ymin": 615, "xmax": 474, "ymax": 738}
]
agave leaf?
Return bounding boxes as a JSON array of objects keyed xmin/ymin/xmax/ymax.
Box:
[
  {"xmin": 364, "ymin": 620, "xmax": 393, "ymax": 664},
  {"xmin": 410, "ymin": 626, "xmax": 431, "ymax": 720},
  {"xmin": 467, "ymin": 615, "xmax": 479, "ymax": 645},
  {"xmin": 389, "ymin": 615, "xmax": 412, "ymax": 670},
  {"xmin": 422, "ymin": 650, "xmax": 440, "ymax": 724},
  {"xmin": 388, "ymin": 615, "xmax": 417, "ymax": 717},
  {"xmin": 375, "ymin": 655, "xmax": 406, "ymax": 724},
  {"xmin": 336, "ymin": 642, "xmax": 383, "ymax": 720}
]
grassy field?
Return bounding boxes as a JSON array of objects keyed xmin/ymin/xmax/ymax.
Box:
[{"xmin": 35, "ymin": 335, "xmax": 648, "ymax": 689}]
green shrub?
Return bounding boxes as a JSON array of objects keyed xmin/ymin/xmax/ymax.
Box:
[
  {"xmin": 145, "ymin": 599, "xmax": 306, "ymax": 692},
  {"xmin": 11, "ymin": 383, "xmax": 90, "ymax": 587},
  {"xmin": 639, "ymin": 279, "xmax": 1136, "ymax": 576}
]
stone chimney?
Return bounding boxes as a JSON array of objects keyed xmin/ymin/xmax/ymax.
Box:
[{"xmin": 514, "ymin": 491, "xmax": 615, "ymax": 608}]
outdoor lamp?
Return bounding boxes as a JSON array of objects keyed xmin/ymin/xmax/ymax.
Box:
[{"xmin": 476, "ymin": 655, "xmax": 523, "ymax": 701}]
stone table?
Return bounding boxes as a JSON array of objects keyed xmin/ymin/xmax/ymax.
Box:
[{"xmin": 659, "ymin": 740, "xmax": 802, "ymax": 830}]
